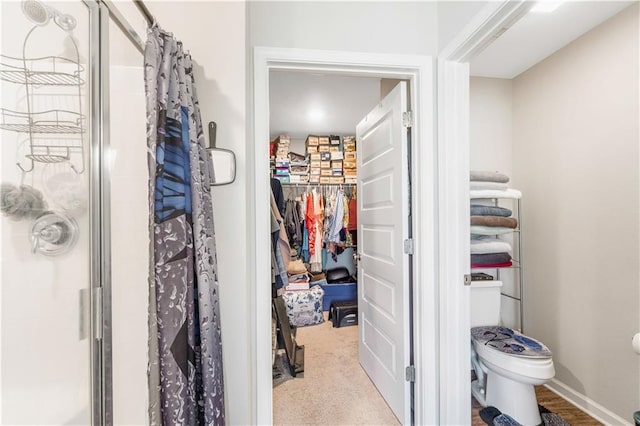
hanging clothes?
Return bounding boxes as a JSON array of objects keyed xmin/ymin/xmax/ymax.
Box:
[
  {"xmin": 271, "ymin": 191, "xmax": 291, "ymax": 277},
  {"xmin": 309, "ymin": 189, "xmax": 324, "ymax": 273},
  {"xmin": 145, "ymin": 27, "xmax": 224, "ymax": 426},
  {"xmin": 270, "ymin": 177, "xmax": 285, "ymax": 217}
]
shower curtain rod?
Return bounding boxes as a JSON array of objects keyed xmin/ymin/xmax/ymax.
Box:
[
  {"xmin": 133, "ymin": 0, "xmax": 154, "ymax": 27},
  {"xmin": 101, "ymin": 0, "xmax": 154, "ymax": 54}
]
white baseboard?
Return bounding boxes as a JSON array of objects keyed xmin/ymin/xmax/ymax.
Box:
[{"xmin": 545, "ymin": 379, "xmax": 632, "ymax": 426}]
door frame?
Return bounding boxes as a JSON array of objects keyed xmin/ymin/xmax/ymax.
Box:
[
  {"xmin": 251, "ymin": 47, "xmax": 436, "ymax": 425},
  {"xmin": 436, "ymin": 1, "xmax": 534, "ymax": 424}
]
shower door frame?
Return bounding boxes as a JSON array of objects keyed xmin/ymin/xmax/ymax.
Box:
[
  {"xmin": 87, "ymin": 1, "xmax": 114, "ymax": 424},
  {"xmin": 89, "ymin": 1, "xmax": 150, "ymax": 424}
]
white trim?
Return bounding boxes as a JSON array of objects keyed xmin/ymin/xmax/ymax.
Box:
[
  {"xmin": 436, "ymin": 2, "xmax": 535, "ymax": 425},
  {"xmin": 251, "ymin": 47, "xmax": 436, "ymax": 425},
  {"xmin": 436, "ymin": 58, "xmax": 472, "ymax": 425},
  {"xmin": 545, "ymin": 380, "xmax": 633, "ymax": 426},
  {"xmin": 440, "ymin": 0, "xmax": 533, "ymax": 63}
]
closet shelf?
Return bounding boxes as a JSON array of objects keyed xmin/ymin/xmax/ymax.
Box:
[
  {"xmin": 0, "ymin": 55, "xmax": 84, "ymax": 86},
  {"xmin": 0, "ymin": 108, "xmax": 85, "ymax": 134}
]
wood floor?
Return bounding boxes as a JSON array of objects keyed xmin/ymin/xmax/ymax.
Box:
[{"xmin": 471, "ymin": 385, "xmax": 603, "ymax": 425}]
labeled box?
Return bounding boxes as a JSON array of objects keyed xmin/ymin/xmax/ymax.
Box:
[
  {"xmin": 321, "ymin": 169, "xmax": 332, "ymax": 176},
  {"xmin": 320, "ymin": 161, "xmax": 331, "ymax": 168},
  {"xmin": 318, "ymin": 136, "xmax": 330, "ymax": 145},
  {"xmin": 319, "ymin": 176, "xmax": 331, "ymax": 184},
  {"xmin": 306, "ymin": 135, "xmax": 319, "ymax": 146},
  {"xmin": 319, "ymin": 145, "xmax": 330, "ymax": 152}
]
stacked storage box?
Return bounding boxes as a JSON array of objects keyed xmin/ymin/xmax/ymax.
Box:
[
  {"xmin": 328, "ymin": 135, "xmax": 344, "ymax": 184},
  {"xmin": 289, "ymin": 151, "xmax": 309, "ymax": 184},
  {"xmin": 272, "ymin": 135, "xmax": 291, "ymax": 183},
  {"xmin": 307, "ymin": 135, "xmax": 321, "ymax": 184},
  {"xmin": 318, "ymin": 136, "xmax": 332, "ymax": 184},
  {"xmin": 343, "ymin": 136, "xmax": 357, "ymax": 184}
]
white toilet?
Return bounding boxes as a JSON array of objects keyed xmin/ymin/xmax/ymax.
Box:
[{"xmin": 470, "ymin": 281, "xmax": 555, "ymax": 426}]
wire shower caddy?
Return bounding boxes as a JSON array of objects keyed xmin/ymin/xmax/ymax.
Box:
[{"xmin": 0, "ymin": 22, "xmax": 85, "ymax": 174}]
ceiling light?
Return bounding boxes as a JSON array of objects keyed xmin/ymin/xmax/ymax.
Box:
[
  {"xmin": 530, "ymin": 1, "xmax": 564, "ymax": 13},
  {"xmin": 307, "ymin": 108, "xmax": 326, "ymax": 121}
]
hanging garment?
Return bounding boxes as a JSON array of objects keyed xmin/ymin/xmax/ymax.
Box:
[
  {"xmin": 271, "ymin": 191, "xmax": 291, "ymax": 273},
  {"xmin": 348, "ymin": 194, "xmax": 357, "ymax": 231},
  {"xmin": 271, "ymin": 207, "xmax": 288, "ymax": 290},
  {"xmin": 306, "ymin": 190, "xmax": 316, "ymax": 256},
  {"xmin": 284, "ymin": 199, "xmax": 302, "ymax": 249},
  {"xmin": 145, "ymin": 27, "xmax": 224, "ymax": 426},
  {"xmin": 270, "ymin": 177, "xmax": 285, "ymax": 217},
  {"xmin": 310, "ymin": 190, "xmax": 324, "ymax": 273}
]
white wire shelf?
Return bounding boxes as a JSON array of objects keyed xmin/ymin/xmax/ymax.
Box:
[
  {"xmin": 0, "ymin": 55, "xmax": 84, "ymax": 86},
  {"xmin": 0, "ymin": 108, "xmax": 85, "ymax": 134}
]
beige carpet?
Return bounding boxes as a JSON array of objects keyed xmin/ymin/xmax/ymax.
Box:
[{"xmin": 273, "ymin": 315, "xmax": 400, "ymax": 425}]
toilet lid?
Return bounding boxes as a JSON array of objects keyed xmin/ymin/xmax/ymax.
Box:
[{"xmin": 471, "ymin": 326, "xmax": 552, "ymax": 358}]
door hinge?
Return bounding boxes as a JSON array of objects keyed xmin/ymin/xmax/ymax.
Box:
[
  {"xmin": 402, "ymin": 111, "xmax": 413, "ymax": 128},
  {"xmin": 403, "ymin": 238, "xmax": 414, "ymax": 255},
  {"xmin": 405, "ymin": 365, "xmax": 416, "ymax": 382},
  {"xmin": 464, "ymin": 274, "xmax": 472, "ymax": 286},
  {"xmin": 92, "ymin": 286, "xmax": 103, "ymax": 341}
]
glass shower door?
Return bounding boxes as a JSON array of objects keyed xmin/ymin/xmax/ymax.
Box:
[{"xmin": 0, "ymin": 1, "xmax": 96, "ymax": 424}]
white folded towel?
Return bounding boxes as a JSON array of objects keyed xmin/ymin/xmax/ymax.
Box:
[
  {"xmin": 471, "ymin": 226, "xmax": 514, "ymax": 236},
  {"xmin": 470, "ymin": 238, "xmax": 512, "ymax": 254},
  {"xmin": 470, "ymin": 188, "xmax": 522, "ymax": 200},
  {"xmin": 470, "ymin": 181, "xmax": 509, "ymax": 191}
]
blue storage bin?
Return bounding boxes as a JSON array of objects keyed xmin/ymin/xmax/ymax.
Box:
[{"xmin": 319, "ymin": 281, "xmax": 357, "ymax": 311}]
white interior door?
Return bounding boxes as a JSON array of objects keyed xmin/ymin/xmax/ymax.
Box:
[{"xmin": 356, "ymin": 81, "xmax": 411, "ymax": 424}]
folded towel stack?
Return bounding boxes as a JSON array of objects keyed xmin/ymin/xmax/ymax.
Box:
[{"xmin": 470, "ymin": 171, "xmax": 519, "ymax": 269}]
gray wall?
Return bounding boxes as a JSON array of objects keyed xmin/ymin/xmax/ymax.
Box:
[{"xmin": 512, "ymin": 4, "xmax": 639, "ymax": 420}]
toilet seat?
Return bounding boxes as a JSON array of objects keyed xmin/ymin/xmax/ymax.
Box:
[
  {"xmin": 473, "ymin": 339, "xmax": 555, "ymax": 383},
  {"xmin": 471, "ymin": 326, "xmax": 552, "ymax": 358},
  {"xmin": 472, "ymin": 326, "xmax": 554, "ymax": 382}
]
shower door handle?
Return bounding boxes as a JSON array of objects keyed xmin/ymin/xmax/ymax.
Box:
[{"xmin": 79, "ymin": 288, "xmax": 89, "ymax": 340}]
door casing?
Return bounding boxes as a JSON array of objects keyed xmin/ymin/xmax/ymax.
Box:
[{"xmin": 251, "ymin": 47, "xmax": 437, "ymax": 425}]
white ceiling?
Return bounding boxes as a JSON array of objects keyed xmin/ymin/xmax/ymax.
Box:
[
  {"xmin": 471, "ymin": 1, "xmax": 635, "ymax": 78},
  {"xmin": 269, "ymin": 71, "xmax": 380, "ymax": 140},
  {"xmin": 268, "ymin": 2, "xmax": 635, "ymax": 136}
]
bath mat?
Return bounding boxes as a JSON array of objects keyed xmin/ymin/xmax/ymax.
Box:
[
  {"xmin": 539, "ymin": 405, "xmax": 570, "ymax": 426},
  {"xmin": 479, "ymin": 407, "xmax": 521, "ymax": 426},
  {"xmin": 479, "ymin": 405, "xmax": 569, "ymax": 426}
]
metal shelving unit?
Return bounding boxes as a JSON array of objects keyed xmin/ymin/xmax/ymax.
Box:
[{"xmin": 471, "ymin": 197, "xmax": 524, "ymax": 332}]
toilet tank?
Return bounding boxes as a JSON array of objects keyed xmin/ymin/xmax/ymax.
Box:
[{"xmin": 469, "ymin": 280, "xmax": 503, "ymax": 327}]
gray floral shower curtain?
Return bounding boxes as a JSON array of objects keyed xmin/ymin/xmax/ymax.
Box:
[{"xmin": 144, "ymin": 27, "xmax": 225, "ymax": 426}]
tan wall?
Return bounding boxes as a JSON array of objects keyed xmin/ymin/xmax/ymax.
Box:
[
  {"xmin": 470, "ymin": 77, "xmax": 513, "ymax": 179},
  {"xmin": 512, "ymin": 4, "xmax": 639, "ymax": 419}
]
